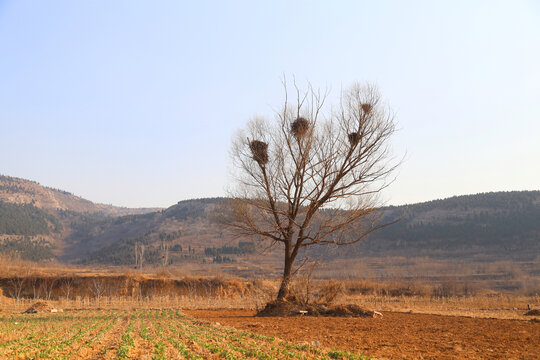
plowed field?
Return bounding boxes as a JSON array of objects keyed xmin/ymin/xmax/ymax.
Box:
[
  {"xmin": 187, "ymin": 309, "xmax": 540, "ymax": 360},
  {"xmin": 0, "ymin": 309, "xmax": 368, "ymax": 359}
]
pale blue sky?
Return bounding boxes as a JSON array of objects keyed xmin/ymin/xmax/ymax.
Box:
[{"xmin": 1, "ymin": 1, "xmax": 539, "ymax": 208}]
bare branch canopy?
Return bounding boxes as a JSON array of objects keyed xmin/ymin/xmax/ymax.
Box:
[{"xmin": 226, "ymin": 80, "xmax": 400, "ymax": 300}]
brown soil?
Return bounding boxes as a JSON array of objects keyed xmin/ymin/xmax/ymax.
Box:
[
  {"xmin": 186, "ymin": 309, "xmax": 540, "ymax": 359},
  {"xmin": 525, "ymin": 309, "xmax": 540, "ymax": 316}
]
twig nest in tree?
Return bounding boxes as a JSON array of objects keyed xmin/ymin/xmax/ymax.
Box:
[
  {"xmin": 348, "ymin": 132, "xmax": 360, "ymax": 145},
  {"xmin": 361, "ymin": 103, "xmax": 373, "ymax": 114},
  {"xmin": 291, "ymin": 117, "xmax": 310, "ymax": 139},
  {"xmin": 249, "ymin": 140, "xmax": 269, "ymax": 165}
]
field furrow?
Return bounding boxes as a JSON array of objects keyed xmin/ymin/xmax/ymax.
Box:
[{"xmin": 84, "ymin": 314, "xmax": 130, "ymax": 360}]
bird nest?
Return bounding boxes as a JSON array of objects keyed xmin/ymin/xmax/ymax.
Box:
[
  {"xmin": 348, "ymin": 132, "xmax": 360, "ymax": 145},
  {"xmin": 249, "ymin": 140, "xmax": 268, "ymax": 165},
  {"xmin": 361, "ymin": 103, "xmax": 373, "ymax": 114},
  {"xmin": 291, "ymin": 117, "xmax": 310, "ymax": 139}
]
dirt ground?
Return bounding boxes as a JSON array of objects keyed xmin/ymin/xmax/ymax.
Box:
[{"xmin": 186, "ymin": 309, "xmax": 540, "ymax": 360}]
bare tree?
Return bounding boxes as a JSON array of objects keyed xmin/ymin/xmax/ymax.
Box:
[
  {"xmin": 159, "ymin": 233, "xmax": 170, "ymax": 268},
  {"xmin": 134, "ymin": 243, "xmax": 138, "ymax": 268},
  {"xmin": 135, "ymin": 242, "xmax": 145, "ymax": 271},
  {"xmin": 9, "ymin": 274, "xmax": 26, "ymax": 302},
  {"xmin": 60, "ymin": 276, "xmax": 75, "ymax": 301},
  {"xmin": 226, "ymin": 80, "xmax": 399, "ymax": 300},
  {"xmin": 40, "ymin": 277, "xmax": 56, "ymax": 301},
  {"xmin": 30, "ymin": 277, "xmax": 42, "ymax": 300},
  {"xmin": 7, "ymin": 261, "xmax": 30, "ymax": 302},
  {"xmin": 91, "ymin": 278, "xmax": 107, "ymax": 305}
]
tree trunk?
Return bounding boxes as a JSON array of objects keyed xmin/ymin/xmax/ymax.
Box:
[
  {"xmin": 277, "ymin": 243, "xmax": 295, "ymax": 300},
  {"xmin": 277, "ymin": 260, "xmax": 293, "ymax": 300}
]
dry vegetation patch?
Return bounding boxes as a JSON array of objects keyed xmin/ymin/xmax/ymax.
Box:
[
  {"xmin": 23, "ymin": 300, "xmax": 53, "ymax": 313},
  {"xmin": 525, "ymin": 309, "xmax": 540, "ymax": 316}
]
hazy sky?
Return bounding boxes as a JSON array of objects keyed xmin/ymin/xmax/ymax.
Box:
[{"xmin": 1, "ymin": 1, "xmax": 539, "ymax": 208}]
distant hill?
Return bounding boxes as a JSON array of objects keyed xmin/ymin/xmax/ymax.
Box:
[
  {"xmin": 0, "ymin": 174, "xmax": 161, "ymax": 261},
  {"xmin": 73, "ymin": 191, "xmax": 540, "ymax": 266},
  {"xmin": 333, "ymin": 191, "xmax": 540, "ymax": 261},
  {"xmin": 0, "ymin": 175, "xmax": 160, "ymax": 216},
  {"xmin": 0, "ymin": 174, "xmax": 538, "ymax": 269},
  {"xmin": 69, "ymin": 198, "xmax": 232, "ymax": 264}
]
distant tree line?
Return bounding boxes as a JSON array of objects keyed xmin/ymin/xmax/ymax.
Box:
[
  {"xmin": 82, "ymin": 230, "xmax": 186, "ymax": 266},
  {"xmin": 171, "ymin": 244, "xmax": 183, "ymax": 252},
  {"xmin": 404, "ymin": 190, "xmax": 540, "ymax": 213},
  {"xmin": 212, "ymin": 255, "xmax": 235, "ymax": 263},
  {"xmin": 159, "ymin": 231, "xmax": 182, "ymax": 241},
  {"xmin": 113, "ymin": 211, "xmax": 157, "ymax": 225},
  {"xmin": 163, "ymin": 198, "xmax": 225, "ymax": 221},
  {"xmin": 45, "ymin": 187, "xmax": 72, "ymax": 196},
  {"xmin": 204, "ymin": 242, "xmax": 256, "ymax": 256},
  {"xmin": 81, "ymin": 233, "xmax": 161, "ymax": 266}
]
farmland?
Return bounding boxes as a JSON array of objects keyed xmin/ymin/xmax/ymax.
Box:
[
  {"xmin": 0, "ymin": 309, "xmax": 367, "ymax": 360},
  {"xmin": 191, "ymin": 309, "xmax": 540, "ymax": 360},
  {"xmin": 0, "ymin": 261, "xmax": 539, "ymax": 359}
]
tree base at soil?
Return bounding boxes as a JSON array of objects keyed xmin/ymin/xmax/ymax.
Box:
[{"xmin": 257, "ymin": 299, "xmax": 375, "ymax": 317}]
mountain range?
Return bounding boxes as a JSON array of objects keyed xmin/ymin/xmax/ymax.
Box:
[{"xmin": 1, "ymin": 174, "xmax": 539, "ymax": 270}]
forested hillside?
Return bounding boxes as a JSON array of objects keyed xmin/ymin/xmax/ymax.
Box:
[
  {"xmin": 75, "ymin": 198, "xmax": 232, "ymax": 265},
  {"xmin": 76, "ymin": 191, "xmax": 540, "ymax": 265},
  {"xmin": 0, "ymin": 201, "xmax": 59, "ymax": 261},
  {"xmin": 0, "ymin": 174, "xmax": 538, "ymax": 266},
  {"xmin": 0, "ymin": 200, "xmax": 61, "ymax": 235},
  {"xmin": 343, "ymin": 191, "xmax": 540, "ymax": 260},
  {"xmin": 0, "ymin": 174, "xmax": 161, "ymax": 261}
]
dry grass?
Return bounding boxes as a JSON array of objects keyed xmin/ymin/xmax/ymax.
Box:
[
  {"xmin": 0, "ymin": 295, "xmax": 263, "ymax": 314},
  {"xmin": 1, "ymin": 255, "xmax": 539, "ymax": 320},
  {"xmin": 2, "ymin": 277, "xmax": 538, "ymax": 321},
  {"xmin": 339, "ymin": 294, "xmax": 539, "ymax": 320}
]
